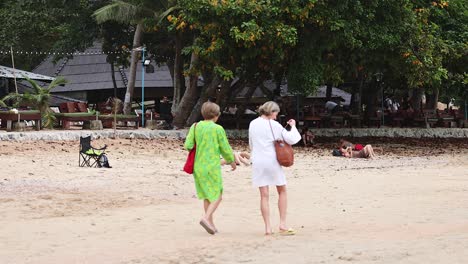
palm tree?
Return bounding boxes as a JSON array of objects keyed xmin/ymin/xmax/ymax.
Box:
[
  {"xmin": 94, "ymin": 0, "xmax": 178, "ymax": 115},
  {"xmin": 3, "ymin": 76, "xmax": 67, "ymax": 128}
]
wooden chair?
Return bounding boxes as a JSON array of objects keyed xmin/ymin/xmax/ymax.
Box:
[
  {"xmin": 56, "ymin": 102, "xmax": 94, "ymax": 129},
  {"xmin": 76, "ymin": 102, "xmax": 88, "ymax": 113}
]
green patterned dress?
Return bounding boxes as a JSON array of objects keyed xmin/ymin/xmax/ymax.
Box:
[{"xmin": 184, "ymin": 120, "xmax": 234, "ymax": 202}]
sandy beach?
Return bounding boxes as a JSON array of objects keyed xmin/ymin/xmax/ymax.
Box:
[{"xmin": 1, "ymin": 138, "xmax": 467, "ymax": 264}]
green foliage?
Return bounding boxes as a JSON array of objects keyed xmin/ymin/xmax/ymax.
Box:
[
  {"xmin": 178, "ymin": 0, "xmax": 316, "ymax": 86},
  {"xmin": 1, "ymin": 0, "xmax": 465, "ymax": 109},
  {"xmin": 94, "ymin": 0, "xmax": 178, "ymax": 26},
  {"xmin": 0, "ymin": 0, "xmax": 103, "ymax": 69},
  {"xmin": 287, "ymin": 0, "xmax": 466, "ymax": 105},
  {"xmin": 0, "ymin": 98, "xmax": 7, "ymax": 108}
]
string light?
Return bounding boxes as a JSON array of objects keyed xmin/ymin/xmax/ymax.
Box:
[
  {"xmin": 0, "ymin": 48, "xmax": 174, "ymax": 61},
  {"xmin": 0, "ymin": 49, "xmax": 132, "ymax": 56}
]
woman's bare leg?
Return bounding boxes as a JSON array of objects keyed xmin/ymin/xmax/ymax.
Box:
[
  {"xmin": 204, "ymin": 200, "xmax": 215, "ymax": 229},
  {"xmin": 276, "ymin": 185, "xmax": 288, "ymax": 231},
  {"xmin": 368, "ymin": 145, "xmax": 376, "ymax": 158},
  {"xmin": 364, "ymin": 145, "xmax": 375, "ymax": 159},
  {"xmin": 259, "ymin": 186, "xmax": 272, "ymax": 234},
  {"xmin": 201, "ymin": 195, "xmax": 222, "ymax": 231}
]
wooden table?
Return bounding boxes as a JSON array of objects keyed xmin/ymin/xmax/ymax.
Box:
[{"xmin": 0, "ymin": 111, "xmax": 41, "ymax": 131}]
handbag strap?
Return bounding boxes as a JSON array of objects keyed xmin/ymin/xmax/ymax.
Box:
[
  {"xmin": 193, "ymin": 122, "xmax": 198, "ymax": 144},
  {"xmin": 268, "ymin": 120, "xmax": 287, "ymax": 142}
]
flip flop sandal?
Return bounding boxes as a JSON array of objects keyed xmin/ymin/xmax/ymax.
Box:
[
  {"xmin": 279, "ymin": 228, "xmax": 296, "ymax": 236},
  {"xmin": 199, "ymin": 220, "xmax": 216, "ymax": 235}
]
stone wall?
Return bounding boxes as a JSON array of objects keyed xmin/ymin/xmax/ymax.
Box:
[{"xmin": 0, "ymin": 128, "xmax": 467, "ymax": 142}]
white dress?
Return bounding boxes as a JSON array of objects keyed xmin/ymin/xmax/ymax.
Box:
[{"xmin": 249, "ymin": 117, "xmax": 301, "ymax": 187}]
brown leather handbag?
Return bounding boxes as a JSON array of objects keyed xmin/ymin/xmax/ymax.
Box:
[{"xmin": 269, "ymin": 121, "xmax": 294, "ymax": 167}]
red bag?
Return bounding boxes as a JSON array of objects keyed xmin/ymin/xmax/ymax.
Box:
[{"xmin": 183, "ymin": 123, "xmax": 197, "ymax": 174}]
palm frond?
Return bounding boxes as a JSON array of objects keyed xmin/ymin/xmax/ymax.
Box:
[
  {"xmin": 48, "ymin": 76, "xmax": 68, "ymax": 90},
  {"xmin": 156, "ymin": 5, "xmax": 181, "ymax": 24},
  {"xmin": 93, "ymin": 0, "xmax": 142, "ymax": 24},
  {"xmin": 21, "ymin": 75, "xmax": 43, "ymax": 94},
  {"xmin": 0, "ymin": 99, "xmax": 7, "ymax": 108},
  {"xmin": 3, "ymin": 93, "xmax": 24, "ymax": 104}
]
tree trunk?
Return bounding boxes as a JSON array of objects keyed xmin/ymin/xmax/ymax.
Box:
[
  {"xmin": 173, "ymin": 53, "xmax": 200, "ymax": 128},
  {"xmin": 186, "ymin": 75, "xmax": 221, "ymax": 126},
  {"xmin": 427, "ymin": 88, "xmax": 439, "ymax": 110},
  {"xmin": 110, "ymin": 60, "xmax": 118, "ymax": 98},
  {"xmin": 365, "ymin": 81, "xmax": 380, "ymax": 118},
  {"xmin": 326, "ymin": 84, "xmax": 333, "ymax": 101},
  {"xmin": 171, "ymin": 32, "xmax": 183, "ymax": 114},
  {"xmin": 274, "ymin": 73, "xmax": 283, "ymax": 98},
  {"xmin": 356, "ymin": 75, "xmax": 364, "ymax": 114},
  {"xmin": 216, "ymin": 80, "xmax": 234, "ymax": 108},
  {"xmin": 411, "ymin": 88, "xmax": 424, "ymax": 111},
  {"xmin": 167, "ymin": 60, "xmax": 174, "ymax": 85},
  {"xmin": 123, "ymin": 23, "xmax": 143, "ymax": 115}
]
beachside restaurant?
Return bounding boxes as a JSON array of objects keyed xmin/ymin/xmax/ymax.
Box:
[
  {"xmin": 0, "ymin": 65, "xmax": 80, "ymax": 131},
  {"xmin": 218, "ymin": 82, "xmax": 466, "ymax": 130}
]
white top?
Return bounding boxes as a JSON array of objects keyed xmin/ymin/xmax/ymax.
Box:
[
  {"xmin": 325, "ymin": 101, "xmax": 338, "ymax": 111},
  {"xmin": 248, "ymin": 117, "xmax": 301, "ymax": 187}
]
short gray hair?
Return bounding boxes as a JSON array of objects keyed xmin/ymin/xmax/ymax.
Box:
[
  {"xmin": 201, "ymin": 101, "xmax": 221, "ymax": 119},
  {"xmin": 258, "ymin": 101, "xmax": 280, "ymax": 116}
]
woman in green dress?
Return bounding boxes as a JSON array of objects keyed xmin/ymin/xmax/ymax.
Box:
[{"xmin": 184, "ymin": 101, "xmax": 237, "ymax": 235}]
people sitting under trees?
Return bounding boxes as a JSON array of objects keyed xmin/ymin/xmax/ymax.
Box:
[
  {"xmin": 301, "ymin": 127, "xmax": 315, "ymax": 146},
  {"xmin": 159, "ymin": 96, "xmax": 173, "ymax": 126},
  {"xmin": 223, "ymin": 104, "xmax": 238, "ymax": 115}
]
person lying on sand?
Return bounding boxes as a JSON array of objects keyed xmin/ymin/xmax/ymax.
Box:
[
  {"xmin": 339, "ymin": 139, "xmax": 384, "ymax": 153},
  {"xmin": 341, "ymin": 144, "xmax": 376, "ymax": 159},
  {"xmin": 221, "ymin": 152, "xmax": 251, "ymax": 166},
  {"xmin": 339, "ymin": 139, "xmax": 364, "ymax": 151}
]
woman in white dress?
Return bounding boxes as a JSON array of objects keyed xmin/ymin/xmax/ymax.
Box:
[{"xmin": 249, "ymin": 101, "xmax": 301, "ymax": 235}]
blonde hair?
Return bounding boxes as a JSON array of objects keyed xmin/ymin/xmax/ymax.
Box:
[
  {"xmin": 201, "ymin": 101, "xmax": 221, "ymax": 119},
  {"xmin": 258, "ymin": 101, "xmax": 280, "ymax": 116}
]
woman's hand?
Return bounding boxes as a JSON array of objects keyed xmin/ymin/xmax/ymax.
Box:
[
  {"xmin": 287, "ymin": 119, "xmax": 296, "ymax": 127},
  {"xmin": 230, "ymin": 162, "xmax": 237, "ymax": 171}
]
